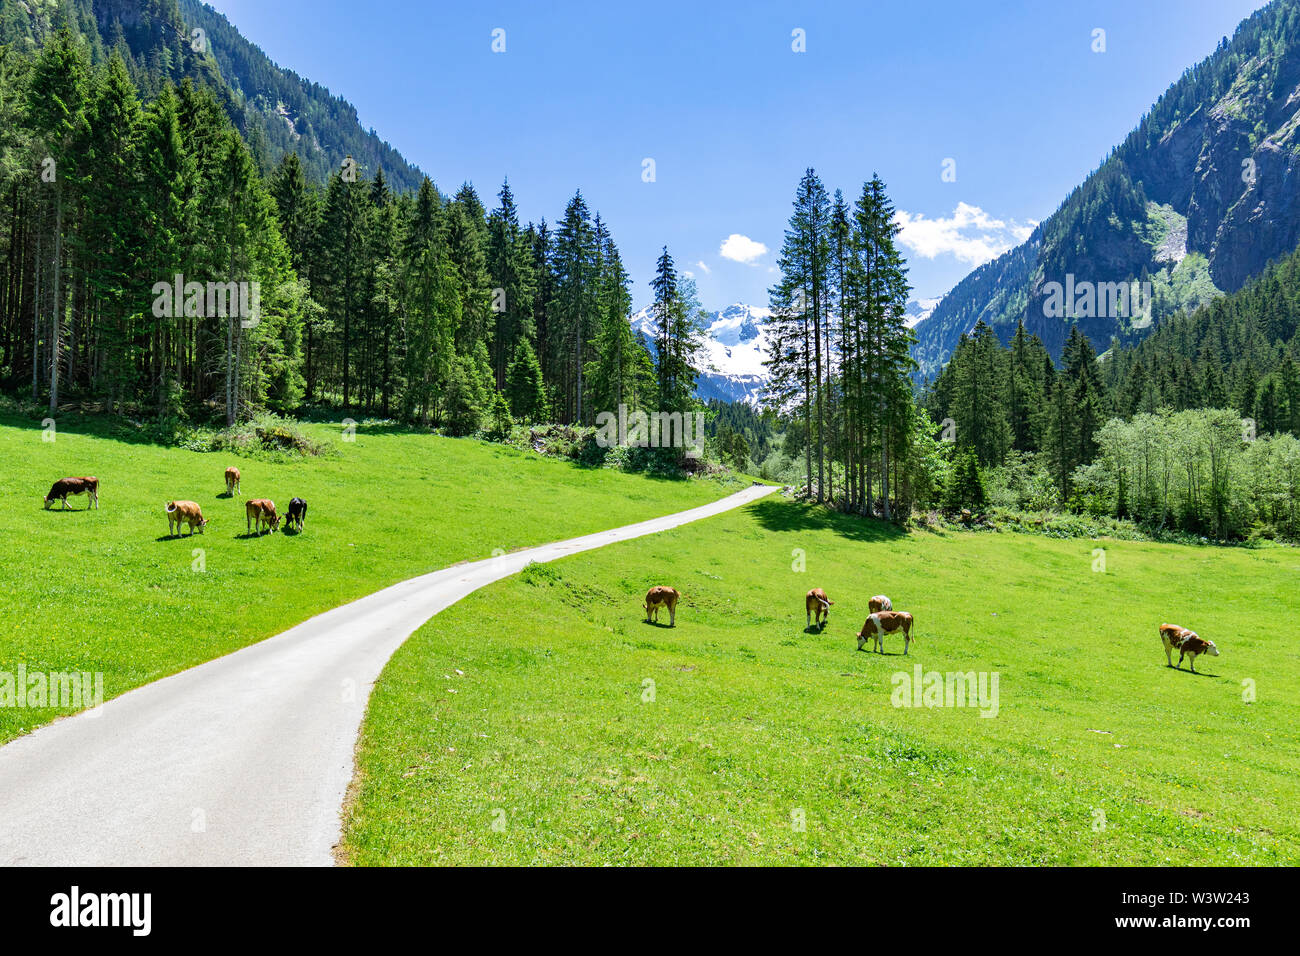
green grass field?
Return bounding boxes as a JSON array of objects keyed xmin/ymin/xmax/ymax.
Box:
[
  {"xmin": 342, "ymin": 498, "xmax": 1300, "ymax": 865},
  {"xmin": 0, "ymin": 413, "xmax": 742, "ymax": 744}
]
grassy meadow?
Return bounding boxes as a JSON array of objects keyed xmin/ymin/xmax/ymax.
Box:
[
  {"xmin": 0, "ymin": 412, "xmax": 742, "ymax": 743},
  {"xmin": 342, "ymin": 498, "xmax": 1300, "ymax": 865}
]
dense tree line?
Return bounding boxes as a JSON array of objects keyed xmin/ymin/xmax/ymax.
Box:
[
  {"xmin": 925, "ymin": 245, "xmax": 1300, "ymax": 538},
  {"xmin": 765, "ymin": 169, "xmax": 926, "ymax": 518},
  {"xmin": 0, "ymin": 29, "xmax": 700, "ymax": 437}
]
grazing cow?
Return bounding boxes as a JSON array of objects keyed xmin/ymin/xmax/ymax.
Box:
[
  {"xmin": 1160, "ymin": 623, "xmax": 1219, "ymax": 673},
  {"xmin": 285, "ymin": 497, "xmax": 307, "ymax": 531},
  {"xmin": 644, "ymin": 586, "xmax": 680, "ymax": 626},
  {"xmin": 805, "ymin": 588, "xmax": 833, "ymax": 628},
  {"xmin": 245, "ymin": 498, "xmax": 280, "ymax": 534},
  {"xmin": 868, "ymin": 594, "xmax": 892, "ymax": 613},
  {"xmin": 857, "ymin": 610, "xmax": 915, "ymax": 655},
  {"xmin": 225, "ymin": 466, "xmax": 241, "ymax": 496},
  {"xmin": 44, "ymin": 476, "xmax": 99, "ymax": 510},
  {"xmin": 165, "ymin": 500, "xmax": 208, "ymax": 536}
]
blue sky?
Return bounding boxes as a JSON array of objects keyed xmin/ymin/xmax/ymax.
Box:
[{"xmin": 206, "ymin": 0, "xmax": 1267, "ymax": 310}]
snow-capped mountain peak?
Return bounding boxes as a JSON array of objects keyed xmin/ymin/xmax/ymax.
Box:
[
  {"xmin": 630, "ymin": 302, "xmax": 772, "ymax": 405},
  {"xmin": 627, "ymin": 299, "xmax": 937, "ymax": 405}
]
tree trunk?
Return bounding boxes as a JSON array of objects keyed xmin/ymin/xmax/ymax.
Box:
[{"xmin": 49, "ymin": 192, "xmax": 62, "ymax": 414}]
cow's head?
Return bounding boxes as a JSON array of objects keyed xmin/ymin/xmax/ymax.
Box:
[
  {"xmin": 42, "ymin": 496, "xmax": 53, "ymax": 510},
  {"xmin": 1204, "ymin": 640, "xmax": 1220, "ymax": 657},
  {"xmin": 270, "ymin": 513, "xmax": 281, "ymax": 531},
  {"xmin": 856, "ymin": 632, "xmax": 866, "ymax": 650}
]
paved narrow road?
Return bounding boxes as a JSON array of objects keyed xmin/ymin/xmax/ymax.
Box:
[{"xmin": 0, "ymin": 483, "xmax": 776, "ymax": 866}]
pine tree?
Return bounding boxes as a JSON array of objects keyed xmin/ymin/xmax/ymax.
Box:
[
  {"xmin": 506, "ymin": 337, "xmax": 547, "ymax": 422},
  {"xmin": 27, "ymin": 27, "xmax": 91, "ymax": 413},
  {"xmin": 487, "ymin": 178, "xmax": 535, "ymax": 389}
]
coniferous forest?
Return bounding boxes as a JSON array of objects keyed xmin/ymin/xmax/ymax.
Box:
[
  {"xmin": 0, "ymin": 23, "xmax": 695, "ymax": 434},
  {"xmin": 4, "ymin": 1, "xmax": 1300, "ymax": 544}
]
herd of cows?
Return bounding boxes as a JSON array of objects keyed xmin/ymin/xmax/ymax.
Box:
[
  {"xmin": 644, "ymin": 584, "xmax": 1221, "ymax": 672},
  {"xmin": 39, "ymin": 472, "xmax": 1220, "ymax": 672},
  {"xmin": 42, "ymin": 468, "xmax": 308, "ymax": 537}
]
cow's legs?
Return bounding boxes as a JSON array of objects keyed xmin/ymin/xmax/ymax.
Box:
[
  {"xmin": 1188, "ymin": 654, "xmax": 1197, "ymax": 673},
  {"xmin": 669, "ymin": 605, "xmax": 675, "ymax": 627},
  {"xmin": 1164, "ymin": 643, "xmax": 1173, "ymax": 667}
]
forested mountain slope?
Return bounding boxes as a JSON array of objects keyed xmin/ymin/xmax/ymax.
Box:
[
  {"xmin": 1, "ymin": 0, "xmax": 425, "ymax": 188},
  {"xmin": 914, "ymin": 0, "xmax": 1300, "ymax": 379}
]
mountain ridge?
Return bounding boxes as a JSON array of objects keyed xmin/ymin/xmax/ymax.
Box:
[{"xmin": 913, "ymin": 0, "xmax": 1300, "ymax": 379}]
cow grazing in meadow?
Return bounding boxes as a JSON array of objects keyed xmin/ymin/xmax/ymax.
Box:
[
  {"xmin": 806, "ymin": 588, "xmax": 833, "ymax": 628},
  {"xmin": 1160, "ymin": 623, "xmax": 1219, "ymax": 673},
  {"xmin": 225, "ymin": 466, "xmax": 241, "ymax": 496},
  {"xmin": 44, "ymin": 476, "xmax": 99, "ymax": 510},
  {"xmin": 868, "ymin": 594, "xmax": 892, "ymax": 613},
  {"xmin": 644, "ymin": 586, "xmax": 680, "ymax": 626},
  {"xmin": 165, "ymin": 500, "xmax": 208, "ymax": 536},
  {"xmin": 246, "ymin": 498, "xmax": 280, "ymax": 534},
  {"xmin": 857, "ymin": 610, "xmax": 915, "ymax": 655},
  {"xmin": 285, "ymin": 497, "xmax": 307, "ymax": 531}
]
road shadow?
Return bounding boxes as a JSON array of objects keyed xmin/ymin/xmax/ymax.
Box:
[{"xmin": 746, "ymin": 498, "xmax": 908, "ymax": 543}]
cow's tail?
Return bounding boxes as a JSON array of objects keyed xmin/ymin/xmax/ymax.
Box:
[{"xmin": 818, "ymin": 597, "xmax": 831, "ymax": 610}]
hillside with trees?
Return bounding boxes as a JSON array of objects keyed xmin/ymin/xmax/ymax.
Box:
[
  {"xmin": 913, "ymin": 0, "xmax": 1300, "ymax": 378},
  {"xmin": 0, "ymin": 14, "xmax": 702, "ymax": 439}
]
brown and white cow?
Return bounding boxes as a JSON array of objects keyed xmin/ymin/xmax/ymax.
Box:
[
  {"xmin": 225, "ymin": 466, "xmax": 241, "ymax": 496},
  {"xmin": 1160, "ymin": 623, "xmax": 1219, "ymax": 673},
  {"xmin": 246, "ymin": 498, "xmax": 280, "ymax": 534},
  {"xmin": 857, "ymin": 610, "xmax": 915, "ymax": 655},
  {"xmin": 44, "ymin": 476, "xmax": 99, "ymax": 510},
  {"xmin": 868, "ymin": 594, "xmax": 892, "ymax": 613},
  {"xmin": 806, "ymin": 588, "xmax": 833, "ymax": 628},
  {"xmin": 644, "ymin": 586, "xmax": 680, "ymax": 626},
  {"xmin": 165, "ymin": 500, "xmax": 208, "ymax": 536}
]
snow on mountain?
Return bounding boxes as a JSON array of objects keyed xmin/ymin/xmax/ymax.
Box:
[
  {"xmin": 628, "ymin": 299, "xmax": 940, "ymax": 404},
  {"xmin": 630, "ymin": 302, "xmax": 772, "ymax": 405},
  {"xmin": 904, "ymin": 297, "xmax": 942, "ymax": 329}
]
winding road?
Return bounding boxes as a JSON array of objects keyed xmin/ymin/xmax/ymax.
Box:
[{"xmin": 0, "ymin": 483, "xmax": 776, "ymax": 866}]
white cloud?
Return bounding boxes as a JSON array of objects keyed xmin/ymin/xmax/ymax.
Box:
[
  {"xmin": 695, "ymin": 260, "xmax": 711, "ymax": 275},
  {"xmin": 719, "ymin": 233, "xmax": 768, "ymax": 264},
  {"xmin": 894, "ymin": 202, "xmax": 1037, "ymax": 266}
]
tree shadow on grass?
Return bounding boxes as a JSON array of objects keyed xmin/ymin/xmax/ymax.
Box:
[{"xmin": 745, "ymin": 498, "xmax": 908, "ymax": 543}]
